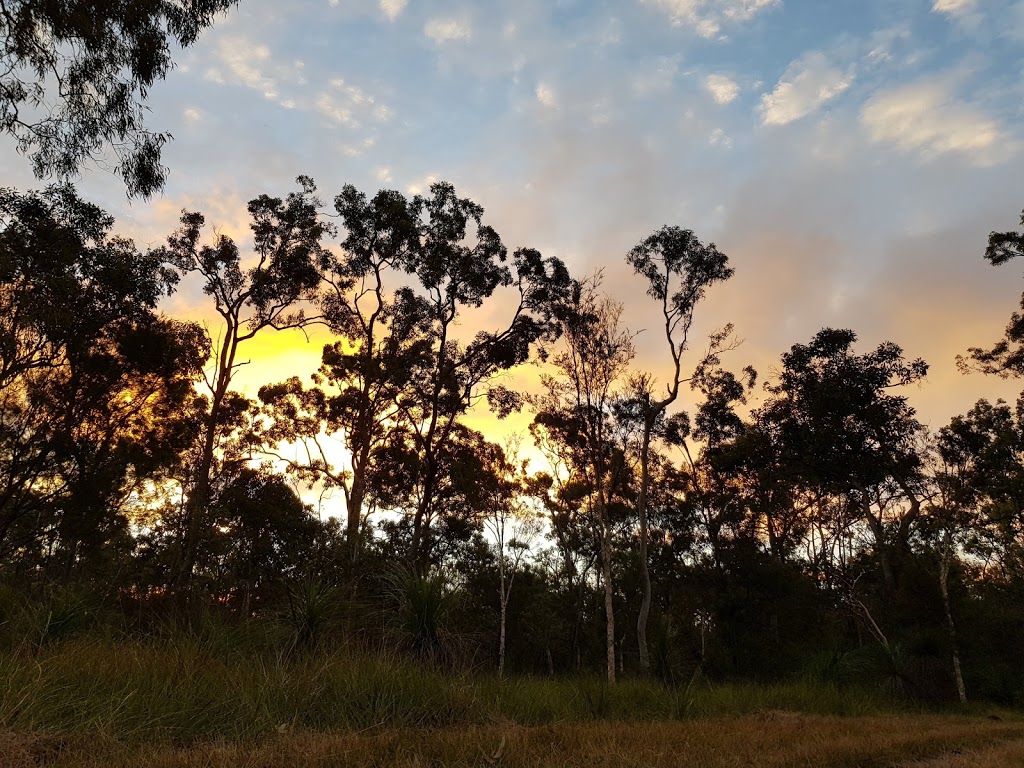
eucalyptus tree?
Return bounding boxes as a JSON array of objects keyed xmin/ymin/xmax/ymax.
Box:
[
  {"xmin": 477, "ymin": 439, "xmax": 540, "ymax": 677},
  {"xmin": 258, "ymin": 182, "xmax": 569, "ymax": 567},
  {"xmin": 0, "ymin": 185, "xmax": 204, "ymax": 569},
  {"xmin": 625, "ymin": 225, "xmax": 734, "ymax": 672},
  {"xmin": 0, "ymin": 0, "xmax": 239, "ymax": 197},
  {"xmin": 258, "ymin": 184, "xmax": 421, "ymax": 561},
  {"xmin": 760, "ymin": 328, "xmax": 928, "ymax": 593},
  {"xmin": 531, "ymin": 277, "xmax": 635, "ymax": 683},
  {"xmin": 936, "ymin": 399, "xmax": 1024, "ymax": 580},
  {"xmin": 159, "ymin": 177, "xmax": 331, "ymax": 591},
  {"xmin": 392, "ymin": 182, "xmax": 570, "ymax": 566},
  {"xmin": 964, "ymin": 209, "xmax": 1024, "ymax": 377}
]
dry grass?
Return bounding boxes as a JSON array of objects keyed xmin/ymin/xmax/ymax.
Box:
[
  {"xmin": 901, "ymin": 737, "xmax": 1024, "ymax": 768},
  {"xmin": 2, "ymin": 714, "xmax": 1021, "ymax": 768}
]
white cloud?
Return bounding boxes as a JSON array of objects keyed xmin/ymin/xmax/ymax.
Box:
[
  {"xmin": 315, "ymin": 78, "xmax": 390, "ymax": 127},
  {"xmin": 861, "ymin": 80, "xmax": 1008, "ymax": 164},
  {"xmin": 642, "ymin": 0, "xmax": 779, "ymax": 38},
  {"xmin": 759, "ymin": 52, "xmax": 854, "ymax": 126},
  {"xmin": 374, "ymin": 167, "xmax": 392, "ymax": 183},
  {"xmin": 932, "ymin": 0, "xmax": 977, "ymax": 16},
  {"xmin": 407, "ymin": 174, "xmax": 438, "ymax": 196},
  {"xmin": 315, "ymin": 93, "xmax": 354, "ymax": 126},
  {"xmin": 704, "ymin": 73, "xmax": 739, "ymax": 104},
  {"xmin": 340, "ymin": 137, "xmax": 376, "ymax": 158},
  {"xmin": 864, "ymin": 26, "xmax": 911, "ymax": 65},
  {"xmin": 380, "ymin": 0, "xmax": 406, "ymax": 21},
  {"xmin": 206, "ymin": 37, "xmax": 280, "ymax": 101},
  {"xmin": 425, "ymin": 17, "xmax": 471, "ymax": 43},
  {"xmin": 183, "ymin": 107, "xmax": 202, "ymax": 123},
  {"xmin": 709, "ymin": 128, "xmax": 732, "ymax": 147},
  {"xmin": 536, "ymin": 82, "xmax": 557, "ymax": 108}
]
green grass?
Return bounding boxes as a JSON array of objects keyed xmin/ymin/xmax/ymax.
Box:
[{"xmin": 0, "ymin": 635, "xmax": 943, "ymax": 747}]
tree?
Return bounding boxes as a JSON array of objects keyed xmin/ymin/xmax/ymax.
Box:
[
  {"xmin": 0, "ymin": 185, "xmax": 204, "ymax": 569},
  {"xmin": 478, "ymin": 438, "xmax": 541, "ymax": 677},
  {"xmin": 625, "ymin": 225, "xmax": 734, "ymax": 672},
  {"xmin": 257, "ymin": 185, "xmax": 422, "ymax": 562},
  {"xmin": 532, "ymin": 277, "xmax": 635, "ymax": 683},
  {"xmin": 390, "ymin": 182, "xmax": 570, "ymax": 567},
  {"xmin": 257, "ymin": 181, "xmax": 569, "ymax": 569},
  {"xmin": 936, "ymin": 399, "xmax": 1024, "ymax": 581},
  {"xmin": 158, "ymin": 177, "xmax": 331, "ymax": 591},
  {"xmin": 962, "ymin": 210, "xmax": 1024, "ymax": 377},
  {"xmin": 761, "ymin": 328, "xmax": 928, "ymax": 593},
  {"xmin": 0, "ymin": 0, "xmax": 238, "ymax": 198},
  {"xmin": 207, "ymin": 467, "xmax": 324, "ymax": 615}
]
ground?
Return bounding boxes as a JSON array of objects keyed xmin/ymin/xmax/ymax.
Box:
[{"xmin": 4, "ymin": 713, "xmax": 1023, "ymax": 767}]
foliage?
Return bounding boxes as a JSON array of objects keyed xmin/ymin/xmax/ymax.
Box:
[
  {"xmin": 2, "ymin": 180, "xmax": 1024, "ymax": 715},
  {"xmin": 0, "ymin": 0, "xmax": 238, "ymax": 197}
]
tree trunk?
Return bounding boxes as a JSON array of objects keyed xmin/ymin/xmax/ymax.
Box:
[
  {"xmin": 600, "ymin": 497, "xmax": 616, "ymax": 684},
  {"xmin": 409, "ymin": 454, "xmax": 440, "ymax": 569},
  {"xmin": 172, "ymin": 416, "xmax": 217, "ymax": 592},
  {"xmin": 940, "ymin": 531, "xmax": 967, "ymax": 704},
  {"xmin": 860, "ymin": 488, "xmax": 897, "ymax": 593},
  {"xmin": 347, "ymin": 469, "xmax": 366, "ymax": 562},
  {"xmin": 498, "ymin": 545, "xmax": 507, "ymax": 678},
  {"xmin": 499, "ymin": 592, "xmax": 507, "ymax": 678},
  {"xmin": 636, "ymin": 425, "xmax": 653, "ymax": 673}
]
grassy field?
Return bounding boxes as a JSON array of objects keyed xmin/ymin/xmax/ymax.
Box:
[
  {"xmin": 0, "ymin": 637, "xmax": 1021, "ymax": 767},
  {"xmin": 3, "ymin": 715, "xmax": 1024, "ymax": 767}
]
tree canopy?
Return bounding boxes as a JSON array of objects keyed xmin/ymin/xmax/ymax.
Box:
[{"xmin": 0, "ymin": 0, "xmax": 238, "ymax": 197}]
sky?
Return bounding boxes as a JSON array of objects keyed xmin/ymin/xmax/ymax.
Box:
[{"xmin": 4, "ymin": 0, "xmax": 1024, "ymax": 471}]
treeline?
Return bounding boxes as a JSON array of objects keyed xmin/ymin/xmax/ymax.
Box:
[{"xmin": 3, "ymin": 180, "xmax": 1024, "ymax": 705}]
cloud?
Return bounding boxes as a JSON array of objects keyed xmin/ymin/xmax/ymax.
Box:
[
  {"xmin": 759, "ymin": 52, "xmax": 854, "ymax": 126},
  {"xmin": 205, "ymin": 37, "xmax": 281, "ymax": 101},
  {"xmin": 379, "ymin": 0, "xmax": 406, "ymax": 21},
  {"xmin": 932, "ymin": 0, "xmax": 977, "ymax": 16},
  {"xmin": 641, "ymin": 0, "xmax": 779, "ymax": 38},
  {"xmin": 860, "ymin": 80, "xmax": 1007, "ymax": 163},
  {"xmin": 314, "ymin": 77, "xmax": 389, "ymax": 127},
  {"xmin": 425, "ymin": 17, "xmax": 472, "ymax": 43},
  {"xmin": 632, "ymin": 56, "xmax": 680, "ymax": 95},
  {"xmin": 709, "ymin": 128, "xmax": 732, "ymax": 147},
  {"xmin": 406, "ymin": 174, "xmax": 439, "ymax": 195},
  {"xmin": 183, "ymin": 107, "xmax": 202, "ymax": 123},
  {"xmin": 535, "ymin": 82, "xmax": 557, "ymax": 109},
  {"xmin": 704, "ymin": 73, "xmax": 739, "ymax": 104}
]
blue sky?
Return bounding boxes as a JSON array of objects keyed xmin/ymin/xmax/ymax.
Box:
[{"xmin": 3, "ymin": 0, "xmax": 1024, "ymax": 439}]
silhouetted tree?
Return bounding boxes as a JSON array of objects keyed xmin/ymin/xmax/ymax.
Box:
[
  {"xmin": 964, "ymin": 210, "xmax": 1024, "ymax": 377},
  {"xmin": 760, "ymin": 329, "xmax": 928, "ymax": 593},
  {"xmin": 625, "ymin": 225, "xmax": 734, "ymax": 671},
  {"xmin": 0, "ymin": 186, "xmax": 204, "ymax": 570},
  {"xmin": 532, "ymin": 277, "xmax": 635, "ymax": 683},
  {"xmin": 258, "ymin": 185, "xmax": 422, "ymax": 562},
  {"xmin": 392, "ymin": 182, "xmax": 570, "ymax": 566},
  {"xmin": 158, "ymin": 177, "xmax": 330, "ymax": 592},
  {"xmin": 0, "ymin": 0, "xmax": 238, "ymax": 197}
]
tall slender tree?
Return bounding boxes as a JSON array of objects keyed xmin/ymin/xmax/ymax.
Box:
[
  {"xmin": 533, "ymin": 277, "xmax": 635, "ymax": 683},
  {"xmin": 625, "ymin": 226, "xmax": 733, "ymax": 672}
]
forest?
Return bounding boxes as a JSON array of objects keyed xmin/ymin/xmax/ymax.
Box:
[
  {"xmin": 3, "ymin": 1, "xmax": 1024, "ymax": 766},
  {"xmin": 3, "ymin": 176, "xmax": 1024, "ymax": 703}
]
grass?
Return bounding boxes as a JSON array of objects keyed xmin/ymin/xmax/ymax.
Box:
[
  {"xmin": 2, "ymin": 715, "xmax": 1024, "ymax": 767},
  {"xmin": 0, "ymin": 637, "xmax": 918, "ymax": 743},
  {"xmin": 0, "ymin": 637, "xmax": 1020, "ymax": 766}
]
